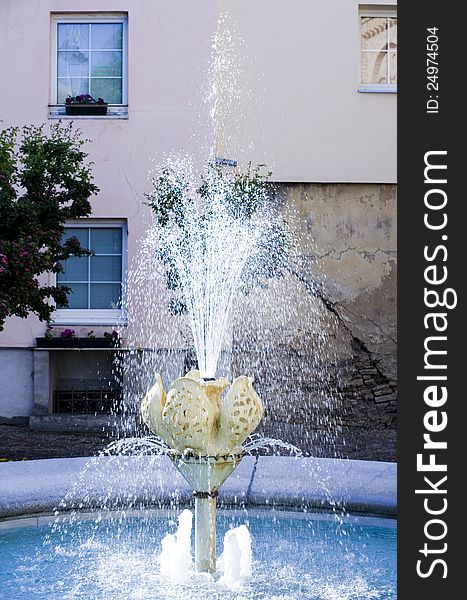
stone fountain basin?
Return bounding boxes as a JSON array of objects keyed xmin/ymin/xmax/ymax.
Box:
[{"xmin": 0, "ymin": 456, "xmax": 396, "ymax": 521}]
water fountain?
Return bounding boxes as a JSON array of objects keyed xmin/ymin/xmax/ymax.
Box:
[
  {"xmin": 132, "ymin": 157, "xmax": 274, "ymax": 574},
  {"xmin": 0, "ymin": 155, "xmax": 398, "ymax": 595},
  {"xmin": 0, "ymin": 22, "xmax": 397, "ymax": 600},
  {"xmin": 141, "ymin": 369, "xmax": 263, "ymax": 572}
]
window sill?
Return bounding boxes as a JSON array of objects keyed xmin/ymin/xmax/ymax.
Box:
[
  {"xmin": 52, "ymin": 309, "xmax": 126, "ymax": 326},
  {"xmin": 34, "ymin": 346, "xmax": 128, "ymax": 351},
  {"xmin": 48, "ymin": 105, "xmax": 129, "ymax": 119},
  {"xmin": 358, "ymin": 86, "xmax": 397, "ymax": 94}
]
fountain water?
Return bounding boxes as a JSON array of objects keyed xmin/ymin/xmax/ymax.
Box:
[
  {"xmin": 160, "ymin": 509, "xmax": 193, "ymax": 581},
  {"xmin": 135, "ymin": 153, "xmax": 291, "ymax": 573}
]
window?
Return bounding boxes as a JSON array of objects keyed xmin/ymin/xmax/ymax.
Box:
[
  {"xmin": 359, "ymin": 7, "xmax": 397, "ymax": 92},
  {"xmin": 50, "ymin": 14, "xmax": 128, "ymax": 117},
  {"xmin": 54, "ymin": 223, "xmax": 127, "ymax": 325}
]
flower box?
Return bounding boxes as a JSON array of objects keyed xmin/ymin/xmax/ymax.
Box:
[
  {"xmin": 80, "ymin": 338, "xmax": 120, "ymax": 349},
  {"xmin": 36, "ymin": 337, "xmax": 118, "ymax": 349},
  {"xmin": 36, "ymin": 338, "xmax": 79, "ymax": 348},
  {"xmin": 65, "ymin": 103, "xmax": 108, "ymax": 116}
]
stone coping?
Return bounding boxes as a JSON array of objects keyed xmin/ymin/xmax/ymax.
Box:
[
  {"xmin": 0, "ymin": 507, "xmax": 397, "ymax": 532},
  {"xmin": 0, "ymin": 455, "xmax": 396, "ymax": 521}
]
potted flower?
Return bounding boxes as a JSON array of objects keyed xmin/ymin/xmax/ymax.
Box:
[
  {"xmin": 103, "ymin": 330, "xmax": 121, "ymax": 348},
  {"xmin": 36, "ymin": 328, "xmax": 121, "ymax": 348},
  {"xmin": 65, "ymin": 94, "xmax": 108, "ymax": 116},
  {"xmin": 36, "ymin": 328, "xmax": 79, "ymax": 348},
  {"xmin": 79, "ymin": 330, "xmax": 120, "ymax": 348},
  {"xmin": 78, "ymin": 330, "xmax": 101, "ymax": 348}
]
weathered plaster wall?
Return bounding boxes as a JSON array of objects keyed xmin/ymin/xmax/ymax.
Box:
[
  {"xmin": 232, "ymin": 183, "xmax": 397, "ymax": 460},
  {"xmin": 283, "ymin": 182, "xmax": 397, "ymax": 378}
]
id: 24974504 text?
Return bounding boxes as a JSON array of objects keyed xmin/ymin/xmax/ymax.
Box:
[{"xmin": 426, "ymin": 27, "xmax": 439, "ymax": 114}]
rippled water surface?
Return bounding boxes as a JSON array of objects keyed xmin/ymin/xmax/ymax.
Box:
[{"xmin": 0, "ymin": 509, "xmax": 396, "ymax": 600}]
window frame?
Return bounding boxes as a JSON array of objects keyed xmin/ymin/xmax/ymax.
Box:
[
  {"xmin": 53, "ymin": 220, "xmax": 128, "ymax": 326},
  {"xmin": 50, "ymin": 13, "xmax": 128, "ymax": 118},
  {"xmin": 358, "ymin": 6, "xmax": 397, "ymax": 94}
]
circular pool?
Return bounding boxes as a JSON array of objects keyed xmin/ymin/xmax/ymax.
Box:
[{"xmin": 1, "ymin": 508, "xmax": 396, "ymax": 600}]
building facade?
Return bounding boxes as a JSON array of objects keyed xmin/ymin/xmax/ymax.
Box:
[{"xmin": 0, "ymin": 1, "xmax": 397, "ymax": 458}]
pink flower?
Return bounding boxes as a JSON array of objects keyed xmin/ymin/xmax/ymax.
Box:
[{"xmin": 61, "ymin": 329, "xmax": 76, "ymax": 339}]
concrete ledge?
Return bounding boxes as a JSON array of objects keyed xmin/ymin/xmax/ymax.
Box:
[
  {"xmin": 0, "ymin": 456, "xmax": 396, "ymax": 519},
  {"xmin": 248, "ymin": 456, "xmax": 396, "ymax": 516},
  {"xmin": 0, "ymin": 417, "xmax": 29, "ymax": 426}
]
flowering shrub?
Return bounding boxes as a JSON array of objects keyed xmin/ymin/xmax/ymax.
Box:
[
  {"xmin": 65, "ymin": 94, "xmax": 106, "ymax": 105},
  {"xmin": 0, "ymin": 123, "xmax": 98, "ymax": 331}
]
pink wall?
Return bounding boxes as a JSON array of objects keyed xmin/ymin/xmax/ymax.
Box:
[
  {"xmin": 0, "ymin": 0, "xmax": 397, "ymax": 347},
  {"xmin": 0, "ymin": 0, "xmax": 217, "ymax": 347}
]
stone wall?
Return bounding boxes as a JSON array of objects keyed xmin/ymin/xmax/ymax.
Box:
[{"xmin": 232, "ymin": 183, "xmax": 397, "ymax": 461}]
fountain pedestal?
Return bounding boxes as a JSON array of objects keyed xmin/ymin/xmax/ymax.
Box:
[
  {"xmin": 169, "ymin": 452, "xmax": 244, "ymax": 572},
  {"xmin": 193, "ymin": 492, "xmax": 217, "ymax": 572},
  {"xmin": 141, "ymin": 371, "xmax": 262, "ymax": 573}
]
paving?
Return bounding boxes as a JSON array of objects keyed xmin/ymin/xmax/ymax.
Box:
[
  {"xmin": 0, "ymin": 424, "xmax": 114, "ymax": 461},
  {"xmin": 0, "ymin": 423, "xmax": 396, "ymax": 462}
]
